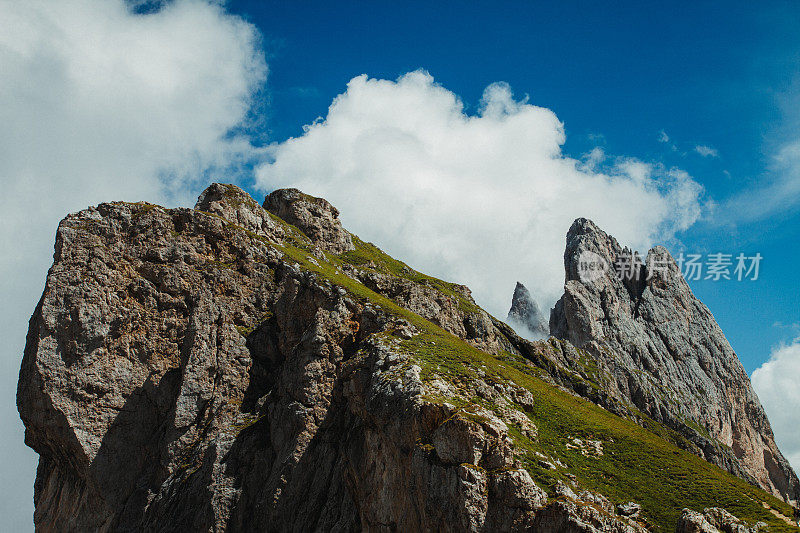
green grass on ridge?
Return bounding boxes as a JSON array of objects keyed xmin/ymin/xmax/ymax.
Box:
[{"xmin": 213, "ymin": 207, "xmax": 798, "ymax": 533}]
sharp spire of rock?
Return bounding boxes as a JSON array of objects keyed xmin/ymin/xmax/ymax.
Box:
[
  {"xmin": 506, "ymin": 282, "xmax": 549, "ymax": 340},
  {"xmin": 551, "ymin": 217, "xmax": 799, "ymax": 503}
]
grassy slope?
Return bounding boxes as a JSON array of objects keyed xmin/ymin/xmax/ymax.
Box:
[{"xmin": 216, "ymin": 207, "xmax": 797, "ymax": 532}]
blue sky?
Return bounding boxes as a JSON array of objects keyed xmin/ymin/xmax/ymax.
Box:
[
  {"xmin": 224, "ymin": 0, "xmax": 800, "ymax": 373},
  {"xmin": 1, "ymin": 2, "xmax": 799, "ymax": 528}
]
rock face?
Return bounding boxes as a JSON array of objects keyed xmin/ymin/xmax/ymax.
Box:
[
  {"xmin": 196, "ymin": 183, "xmax": 284, "ymax": 239},
  {"xmin": 676, "ymin": 508, "xmax": 766, "ymax": 533},
  {"xmin": 264, "ymin": 187, "xmax": 354, "ymax": 253},
  {"xmin": 17, "ymin": 186, "xmax": 795, "ymax": 531},
  {"xmin": 550, "ymin": 218, "xmax": 800, "ymax": 503},
  {"xmin": 16, "ymin": 185, "xmax": 629, "ymax": 532},
  {"xmin": 506, "ymin": 282, "xmax": 549, "ymax": 339},
  {"xmin": 349, "ymin": 267, "xmax": 512, "ymax": 357},
  {"xmin": 533, "ymin": 487, "xmax": 648, "ymax": 533}
]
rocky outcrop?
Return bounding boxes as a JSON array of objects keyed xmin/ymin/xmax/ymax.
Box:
[
  {"xmin": 506, "ymin": 282, "xmax": 549, "ymax": 339},
  {"xmin": 196, "ymin": 183, "xmax": 283, "ymax": 239},
  {"xmin": 264, "ymin": 187, "xmax": 354, "ymax": 253},
  {"xmin": 16, "ymin": 185, "xmax": 617, "ymax": 532},
  {"xmin": 534, "ymin": 496, "xmax": 645, "ymax": 533},
  {"xmin": 676, "ymin": 508, "xmax": 766, "ymax": 533},
  {"xmin": 550, "ymin": 218, "xmax": 800, "ymax": 504},
  {"xmin": 350, "ymin": 267, "xmax": 513, "ymax": 356}
]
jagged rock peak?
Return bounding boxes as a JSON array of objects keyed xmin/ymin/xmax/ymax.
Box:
[
  {"xmin": 195, "ymin": 183, "xmax": 283, "ymax": 240},
  {"xmin": 565, "ymin": 218, "xmax": 615, "ymax": 280},
  {"xmin": 551, "ymin": 217, "xmax": 800, "ymax": 504},
  {"xmin": 264, "ymin": 187, "xmax": 354, "ymax": 254},
  {"xmin": 563, "ymin": 217, "xmax": 646, "ymax": 294},
  {"xmin": 506, "ymin": 282, "xmax": 549, "ymax": 339}
]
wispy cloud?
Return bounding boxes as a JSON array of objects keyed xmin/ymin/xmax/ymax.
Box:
[
  {"xmin": 720, "ymin": 141, "xmax": 800, "ymax": 223},
  {"xmin": 658, "ymin": 130, "xmax": 679, "ymax": 152},
  {"xmin": 694, "ymin": 145, "xmax": 719, "ymax": 158},
  {"xmin": 587, "ymin": 132, "xmax": 606, "ymax": 144}
]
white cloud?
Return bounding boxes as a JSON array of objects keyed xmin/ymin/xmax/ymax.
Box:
[
  {"xmin": 581, "ymin": 147, "xmax": 606, "ymax": 171},
  {"xmin": 752, "ymin": 339, "xmax": 800, "ymax": 474},
  {"xmin": 659, "ymin": 130, "xmax": 670, "ymax": 143},
  {"xmin": 255, "ymin": 71, "xmax": 704, "ymax": 318},
  {"xmin": 713, "ymin": 77, "xmax": 800, "ymax": 224},
  {"xmin": 695, "ymin": 145, "xmax": 719, "ymax": 158},
  {"xmin": 0, "ymin": 1, "xmax": 266, "ymax": 528},
  {"xmin": 721, "ymin": 140, "xmax": 800, "ymax": 223}
]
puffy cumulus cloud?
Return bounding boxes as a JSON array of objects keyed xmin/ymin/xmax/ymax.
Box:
[
  {"xmin": 752, "ymin": 340, "xmax": 800, "ymax": 474},
  {"xmin": 256, "ymin": 71, "xmax": 704, "ymax": 317},
  {"xmin": 0, "ymin": 1, "xmax": 266, "ymax": 528}
]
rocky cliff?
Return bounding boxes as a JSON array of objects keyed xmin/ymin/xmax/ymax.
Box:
[
  {"xmin": 18, "ymin": 185, "xmax": 799, "ymax": 532},
  {"xmin": 549, "ymin": 218, "xmax": 799, "ymax": 504}
]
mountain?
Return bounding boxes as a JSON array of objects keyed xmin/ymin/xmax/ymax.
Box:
[
  {"xmin": 506, "ymin": 282, "xmax": 549, "ymax": 340},
  {"xmin": 549, "ymin": 218, "xmax": 799, "ymax": 503},
  {"xmin": 17, "ymin": 184, "xmax": 799, "ymax": 531}
]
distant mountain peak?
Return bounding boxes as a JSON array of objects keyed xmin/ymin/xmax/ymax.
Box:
[{"xmin": 506, "ymin": 282, "xmax": 549, "ymax": 340}]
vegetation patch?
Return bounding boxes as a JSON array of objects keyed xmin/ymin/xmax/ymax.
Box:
[
  {"xmin": 236, "ymin": 325, "xmax": 255, "ymax": 337},
  {"xmin": 215, "ymin": 199, "xmax": 799, "ymax": 533},
  {"xmin": 341, "ymin": 236, "xmax": 481, "ymax": 315}
]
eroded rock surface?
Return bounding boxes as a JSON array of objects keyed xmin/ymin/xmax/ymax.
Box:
[
  {"xmin": 550, "ymin": 218, "xmax": 799, "ymax": 503},
  {"xmin": 15, "ymin": 186, "xmax": 588, "ymax": 532},
  {"xmin": 264, "ymin": 188, "xmax": 354, "ymax": 253},
  {"xmin": 17, "ymin": 186, "xmax": 797, "ymax": 531},
  {"xmin": 676, "ymin": 508, "xmax": 767, "ymax": 533},
  {"xmin": 351, "ymin": 267, "xmax": 513, "ymax": 356},
  {"xmin": 534, "ymin": 495, "xmax": 646, "ymax": 533}
]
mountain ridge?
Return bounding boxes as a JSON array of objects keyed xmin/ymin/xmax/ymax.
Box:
[{"xmin": 17, "ymin": 183, "xmax": 799, "ymax": 531}]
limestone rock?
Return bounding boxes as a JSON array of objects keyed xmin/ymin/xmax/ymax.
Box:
[
  {"xmin": 550, "ymin": 218, "xmax": 800, "ymax": 503},
  {"xmin": 15, "ymin": 184, "xmax": 550, "ymax": 531},
  {"xmin": 352, "ymin": 267, "xmax": 513, "ymax": 355},
  {"xmin": 617, "ymin": 502, "xmax": 642, "ymax": 518},
  {"xmin": 555, "ymin": 480, "xmax": 578, "ymax": 500},
  {"xmin": 195, "ymin": 183, "xmax": 283, "ymax": 240},
  {"xmin": 264, "ymin": 188, "xmax": 354, "ymax": 253},
  {"xmin": 676, "ymin": 508, "xmax": 766, "ymax": 533},
  {"xmin": 17, "ymin": 184, "xmax": 799, "ymax": 531},
  {"xmin": 506, "ymin": 281, "xmax": 549, "ymax": 339},
  {"xmin": 534, "ymin": 494, "xmax": 646, "ymax": 533}
]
